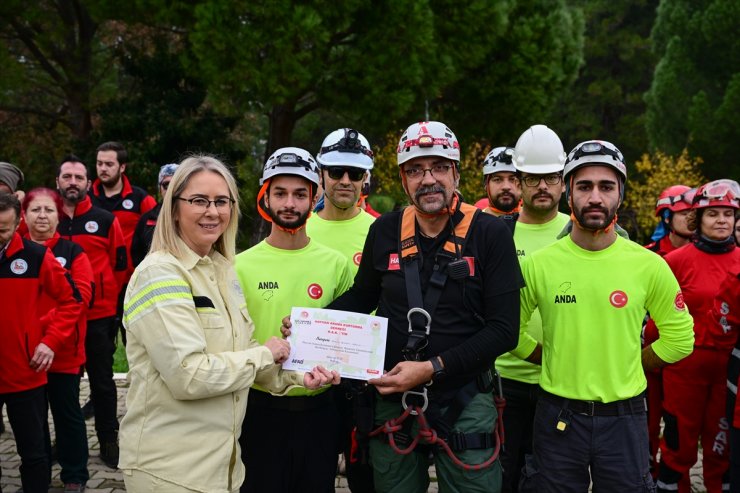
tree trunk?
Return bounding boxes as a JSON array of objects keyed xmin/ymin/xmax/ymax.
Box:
[{"xmin": 264, "ymin": 103, "xmax": 297, "ymax": 162}]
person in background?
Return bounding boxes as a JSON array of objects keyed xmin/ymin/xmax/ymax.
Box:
[
  {"xmin": 0, "ymin": 191, "xmax": 83, "ymax": 493},
  {"xmin": 495, "ymin": 124, "xmax": 569, "ymax": 492},
  {"xmin": 658, "ymin": 179, "xmax": 740, "ymax": 493},
  {"xmin": 481, "ymin": 146, "xmax": 521, "ymax": 219},
  {"xmin": 56, "ymin": 155, "xmax": 127, "ymax": 469},
  {"xmin": 130, "ymin": 163, "xmax": 178, "ymax": 267},
  {"xmin": 120, "ymin": 155, "xmax": 339, "ymax": 492},
  {"xmin": 642, "ymin": 184, "xmax": 696, "ymax": 477},
  {"xmin": 23, "ymin": 188, "xmax": 93, "ymax": 493},
  {"xmin": 645, "ymin": 185, "xmax": 696, "ymax": 255}
]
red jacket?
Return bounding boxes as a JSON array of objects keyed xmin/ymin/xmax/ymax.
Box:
[
  {"xmin": 29, "ymin": 233, "xmax": 94, "ymax": 374},
  {"xmin": 0, "ymin": 233, "xmax": 83, "ymax": 393},
  {"xmin": 642, "ymin": 236, "xmax": 682, "ymax": 344},
  {"xmin": 708, "ymin": 269, "xmax": 740, "ymax": 426},
  {"xmin": 58, "ymin": 195, "xmax": 127, "ymax": 320},
  {"xmin": 665, "ymin": 243, "xmax": 740, "ymax": 348},
  {"xmin": 90, "ymin": 174, "xmax": 156, "ymax": 259}
]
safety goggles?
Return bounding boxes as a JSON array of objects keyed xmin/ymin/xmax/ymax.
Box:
[
  {"xmin": 656, "ymin": 189, "xmax": 696, "ymax": 208},
  {"xmin": 325, "ymin": 166, "xmax": 366, "ymax": 181},
  {"xmin": 697, "ymin": 179, "xmax": 740, "ymax": 201},
  {"xmin": 568, "ymin": 141, "xmax": 624, "ymax": 164}
]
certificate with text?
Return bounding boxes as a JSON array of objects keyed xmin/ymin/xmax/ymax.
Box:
[{"xmin": 282, "ymin": 307, "xmax": 387, "ymax": 381}]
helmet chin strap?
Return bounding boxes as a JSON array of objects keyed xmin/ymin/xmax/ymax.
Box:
[{"xmin": 256, "ymin": 179, "xmax": 311, "ymax": 235}]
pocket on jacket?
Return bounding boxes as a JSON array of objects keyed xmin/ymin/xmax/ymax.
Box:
[{"xmin": 198, "ymin": 312, "xmax": 225, "ymax": 329}]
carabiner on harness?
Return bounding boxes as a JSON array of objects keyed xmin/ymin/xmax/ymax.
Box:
[{"xmin": 403, "ymin": 307, "xmax": 432, "ymax": 362}]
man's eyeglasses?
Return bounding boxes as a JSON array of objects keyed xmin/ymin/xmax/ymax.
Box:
[
  {"xmin": 325, "ymin": 167, "xmax": 366, "ymax": 182},
  {"xmin": 521, "ymin": 174, "xmax": 562, "ymax": 187},
  {"xmin": 176, "ymin": 196, "xmax": 234, "ymax": 212},
  {"xmin": 403, "ymin": 163, "xmax": 453, "ymax": 180},
  {"xmin": 160, "ymin": 181, "xmax": 171, "ymax": 191}
]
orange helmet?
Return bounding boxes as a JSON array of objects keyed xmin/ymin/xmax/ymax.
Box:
[{"xmin": 655, "ymin": 185, "xmax": 694, "ymax": 216}]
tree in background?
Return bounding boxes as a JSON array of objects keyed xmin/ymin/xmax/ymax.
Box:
[
  {"xmin": 187, "ymin": 0, "xmax": 513, "ymax": 160},
  {"xmin": 551, "ymin": 0, "xmax": 657, "ymax": 160},
  {"xmin": 645, "ymin": 0, "xmax": 740, "ymax": 179},
  {"xmin": 623, "ymin": 150, "xmax": 706, "ymax": 243},
  {"xmin": 435, "ymin": 0, "xmax": 584, "ymax": 147}
]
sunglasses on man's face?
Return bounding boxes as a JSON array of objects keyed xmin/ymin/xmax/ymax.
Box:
[
  {"xmin": 325, "ymin": 167, "xmax": 365, "ymax": 182},
  {"xmin": 161, "ymin": 180, "xmax": 172, "ymax": 191}
]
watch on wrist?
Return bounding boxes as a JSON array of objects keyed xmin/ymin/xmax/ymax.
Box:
[{"xmin": 430, "ymin": 356, "xmax": 447, "ymax": 383}]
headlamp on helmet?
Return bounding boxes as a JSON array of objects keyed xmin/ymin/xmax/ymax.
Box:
[{"xmin": 317, "ymin": 128, "xmax": 374, "ymax": 170}]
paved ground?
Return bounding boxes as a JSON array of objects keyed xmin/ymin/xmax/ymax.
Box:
[{"xmin": 1, "ymin": 375, "xmax": 708, "ymax": 492}]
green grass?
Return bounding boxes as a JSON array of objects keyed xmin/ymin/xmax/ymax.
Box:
[{"xmin": 113, "ymin": 333, "xmax": 129, "ymax": 373}]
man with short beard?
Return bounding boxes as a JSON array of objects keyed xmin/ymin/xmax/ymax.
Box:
[
  {"xmin": 56, "ymin": 155, "xmax": 127, "ymax": 469},
  {"xmin": 234, "ymin": 147, "xmax": 353, "ymax": 493},
  {"xmin": 481, "ymin": 146, "xmax": 521, "ymax": 218},
  {"xmin": 495, "ymin": 124, "xmax": 570, "ymax": 493},
  {"xmin": 511, "ymin": 140, "xmax": 694, "ymax": 491}
]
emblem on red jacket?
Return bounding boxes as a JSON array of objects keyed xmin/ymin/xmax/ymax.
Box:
[
  {"xmin": 85, "ymin": 221, "xmax": 99, "ymax": 233},
  {"xmin": 55, "ymin": 256, "xmax": 67, "ymax": 267},
  {"xmin": 10, "ymin": 259, "xmax": 28, "ymax": 275},
  {"xmin": 122, "ymin": 199, "xmax": 134, "ymax": 210},
  {"xmin": 609, "ymin": 290, "xmax": 628, "ymax": 308},
  {"xmin": 307, "ymin": 283, "xmax": 323, "ymax": 300}
]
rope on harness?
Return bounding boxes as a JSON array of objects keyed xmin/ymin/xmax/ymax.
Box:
[{"xmin": 368, "ymin": 392, "xmax": 506, "ymax": 471}]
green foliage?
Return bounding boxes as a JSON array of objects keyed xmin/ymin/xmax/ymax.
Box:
[
  {"xmin": 435, "ymin": 0, "xmax": 583, "ymax": 146},
  {"xmin": 623, "ymin": 150, "xmax": 706, "ymax": 243},
  {"xmin": 187, "ymin": 0, "xmax": 516, "ymax": 157},
  {"xmin": 645, "ymin": 0, "xmax": 740, "ymax": 178},
  {"xmin": 551, "ymin": 0, "xmax": 656, "ymax": 160}
]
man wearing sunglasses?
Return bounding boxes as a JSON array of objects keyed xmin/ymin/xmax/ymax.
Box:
[
  {"xmin": 305, "ymin": 128, "xmax": 378, "ymax": 492},
  {"xmin": 130, "ymin": 163, "xmax": 179, "ymax": 267}
]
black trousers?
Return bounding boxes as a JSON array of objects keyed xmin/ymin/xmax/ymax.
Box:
[
  {"xmin": 499, "ymin": 378, "xmax": 539, "ymax": 493},
  {"xmin": 47, "ymin": 372, "xmax": 89, "ymax": 484},
  {"xmin": 85, "ymin": 316, "xmax": 119, "ymax": 441},
  {"xmin": 335, "ymin": 386, "xmax": 375, "ymax": 493},
  {"xmin": 0, "ymin": 385, "xmax": 49, "ymax": 493},
  {"xmin": 240, "ymin": 390, "xmax": 339, "ymax": 493}
]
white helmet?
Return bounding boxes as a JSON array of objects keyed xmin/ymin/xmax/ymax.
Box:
[
  {"xmin": 261, "ymin": 147, "xmax": 320, "ymax": 186},
  {"xmin": 513, "ymin": 124, "xmax": 566, "ymax": 174},
  {"xmin": 563, "ymin": 140, "xmax": 627, "ymax": 182},
  {"xmin": 317, "ymin": 128, "xmax": 374, "ymax": 170},
  {"xmin": 482, "ymin": 147, "xmax": 516, "ymax": 175},
  {"xmin": 397, "ymin": 121, "xmax": 460, "ymax": 166}
]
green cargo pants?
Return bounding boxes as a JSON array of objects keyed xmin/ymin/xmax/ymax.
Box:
[{"xmin": 369, "ymin": 391, "xmax": 502, "ymax": 493}]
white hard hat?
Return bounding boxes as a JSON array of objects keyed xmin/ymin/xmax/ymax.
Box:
[
  {"xmin": 261, "ymin": 147, "xmax": 320, "ymax": 186},
  {"xmin": 397, "ymin": 121, "xmax": 460, "ymax": 166},
  {"xmin": 317, "ymin": 128, "xmax": 374, "ymax": 170},
  {"xmin": 482, "ymin": 147, "xmax": 516, "ymax": 175},
  {"xmin": 513, "ymin": 124, "xmax": 566, "ymax": 174}
]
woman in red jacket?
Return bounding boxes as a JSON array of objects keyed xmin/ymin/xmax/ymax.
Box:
[
  {"xmin": 23, "ymin": 188, "xmax": 94, "ymax": 492},
  {"xmin": 657, "ymin": 179, "xmax": 740, "ymax": 493}
]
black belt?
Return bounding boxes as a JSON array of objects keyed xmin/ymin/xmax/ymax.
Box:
[
  {"xmin": 248, "ymin": 388, "xmax": 333, "ymax": 412},
  {"xmin": 539, "ymin": 389, "xmax": 647, "ymax": 416}
]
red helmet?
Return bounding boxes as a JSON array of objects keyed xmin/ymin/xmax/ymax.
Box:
[
  {"xmin": 693, "ymin": 179, "xmax": 740, "ymax": 210},
  {"xmin": 655, "ymin": 185, "xmax": 694, "ymax": 216}
]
